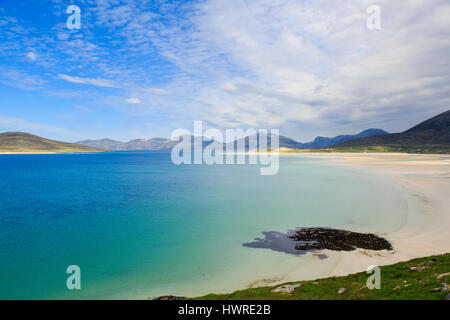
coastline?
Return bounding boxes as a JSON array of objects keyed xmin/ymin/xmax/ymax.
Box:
[
  {"xmin": 137, "ymin": 152, "xmax": 449, "ymax": 299},
  {"xmin": 0, "ymin": 151, "xmax": 106, "ymax": 154},
  {"xmin": 141, "ymin": 152, "xmax": 449, "ymax": 299},
  {"xmin": 0, "ymin": 152, "xmax": 61, "ymax": 154},
  {"xmin": 263, "ymin": 153, "xmax": 450, "ymax": 286}
]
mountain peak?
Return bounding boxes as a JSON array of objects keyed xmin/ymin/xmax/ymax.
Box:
[
  {"xmin": 404, "ymin": 110, "xmax": 450, "ymax": 133},
  {"xmin": 336, "ymin": 110, "xmax": 450, "ymax": 148},
  {"xmin": 300, "ymin": 128, "xmax": 388, "ymax": 149}
]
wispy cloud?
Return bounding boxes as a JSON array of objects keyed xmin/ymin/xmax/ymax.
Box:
[
  {"xmin": 0, "ymin": 66, "xmax": 45, "ymax": 90},
  {"xmin": 125, "ymin": 98, "xmax": 141, "ymax": 104},
  {"xmin": 167, "ymin": 0, "xmax": 450, "ymax": 132},
  {"xmin": 75, "ymin": 0, "xmax": 448, "ymax": 134},
  {"xmin": 26, "ymin": 51, "xmax": 37, "ymax": 61},
  {"xmin": 58, "ymin": 74, "xmax": 118, "ymax": 88}
]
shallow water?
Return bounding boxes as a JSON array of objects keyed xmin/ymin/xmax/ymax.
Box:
[{"xmin": 0, "ymin": 151, "xmax": 414, "ymax": 299}]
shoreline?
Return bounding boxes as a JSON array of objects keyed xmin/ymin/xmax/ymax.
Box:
[
  {"xmin": 180, "ymin": 153, "xmax": 450, "ymax": 298},
  {"xmin": 258, "ymin": 153, "xmax": 450, "ymax": 287},
  {"xmin": 0, "ymin": 152, "xmax": 61, "ymax": 154},
  {"xmin": 0, "ymin": 151, "xmax": 105, "ymax": 154}
]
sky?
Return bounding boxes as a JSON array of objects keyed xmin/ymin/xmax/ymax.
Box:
[{"xmin": 0, "ymin": 0, "xmax": 449, "ymax": 143}]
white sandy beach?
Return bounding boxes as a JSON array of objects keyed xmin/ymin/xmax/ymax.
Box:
[{"xmin": 262, "ymin": 153, "xmax": 450, "ymax": 286}]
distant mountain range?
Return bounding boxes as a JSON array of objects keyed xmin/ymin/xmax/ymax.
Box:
[
  {"xmin": 336, "ymin": 110, "xmax": 450, "ymax": 149},
  {"xmin": 76, "ymin": 136, "xmax": 213, "ymax": 151},
  {"xmin": 4, "ymin": 110, "xmax": 447, "ymax": 154},
  {"xmin": 299, "ymin": 129, "xmax": 388, "ymax": 149},
  {"xmin": 76, "ymin": 137, "xmax": 178, "ymax": 151},
  {"xmin": 76, "ymin": 129, "xmax": 389, "ymax": 151},
  {"xmin": 0, "ymin": 132, "xmax": 104, "ymax": 153}
]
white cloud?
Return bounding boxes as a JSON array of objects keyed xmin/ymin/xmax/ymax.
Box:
[
  {"xmin": 138, "ymin": 87, "xmax": 171, "ymax": 95},
  {"xmin": 57, "ymin": 74, "xmax": 171, "ymax": 99},
  {"xmin": 121, "ymin": 0, "xmax": 450, "ymax": 135},
  {"xmin": 58, "ymin": 74, "xmax": 118, "ymax": 88},
  {"xmin": 125, "ymin": 98, "xmax": 142, "ymax": 104},
  {"xmin": 26, "ymin": 52, "xmax": 37, "ymax": 61},
  {"xmin": 0, "ymin": 67, "xmax": 45, "ymax": 90}
]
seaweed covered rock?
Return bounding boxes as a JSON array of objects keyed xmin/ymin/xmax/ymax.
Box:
[
  {"xmin": 289, "ymin": 227, "xmax": 393, "ymax": 251},
  {"xmin": 153, "ymin": 295, "xmax": 185, "ymax": 300}
]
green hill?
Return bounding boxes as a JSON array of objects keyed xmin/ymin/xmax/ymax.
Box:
[{"xmin": 0, "ymin": 132, "xmax": 105, "ymax": 153}]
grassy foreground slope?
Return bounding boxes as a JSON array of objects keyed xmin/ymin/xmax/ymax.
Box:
[
  {"xmin": 192, "ymin": 253, "xmax": 450, "ymax": 300},
  {"xmin": 0, "ymin": 132, "xmax": 105, "ymax": 153}
]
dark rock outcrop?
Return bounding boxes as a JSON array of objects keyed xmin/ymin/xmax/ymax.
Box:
[
  {"xmin": 153, "ymin": 295, "xmax": 185, "ymax": 300},
  {"xmin": 289, "ymin": 227, "xmax": 393, "ymax": 251}
]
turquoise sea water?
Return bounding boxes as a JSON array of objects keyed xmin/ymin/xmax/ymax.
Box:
[{"xmin": 0, "ymin": 152, "xmax": 412, "ymax": 299}]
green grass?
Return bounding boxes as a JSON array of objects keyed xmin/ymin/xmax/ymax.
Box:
[
  {"xmin": 191, "ymin": 253, "xmax": 450, "ymax": 300},
  {"xmin": 281, "ymin": 146, "xmax": 450, "ymax": 154}
]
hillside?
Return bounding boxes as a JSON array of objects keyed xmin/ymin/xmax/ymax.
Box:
[
  {"xmin": 190, "ymin": 253, "xmax": 450, "ymax": 300},
  {"xmin": 335, "ymin": 110, "xmax": 450, "ymax": 149},
  {"xmin": 0, "ymin": 132, "xmax": 105, "ymax": 153},
  {"xmin": 300, "ymin": 129, "xmax": 388, "ymax": 149},
  {"xmin": 225, "ymin": 129, "xmax": 388, "ymax": 151}
]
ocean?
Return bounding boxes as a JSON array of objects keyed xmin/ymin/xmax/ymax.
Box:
[{"xmin": 0, "ymin": 151, "xmax": 413, "ymax": 299}]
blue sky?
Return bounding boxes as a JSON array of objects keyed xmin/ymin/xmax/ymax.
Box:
[{"xmin": 0, "ymin": 0, "xmax": 449, "ymax": 142}]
